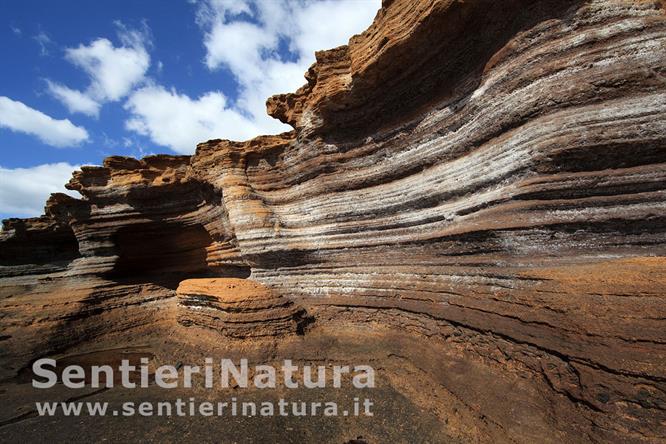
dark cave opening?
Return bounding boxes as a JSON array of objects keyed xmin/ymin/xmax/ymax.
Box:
[
  {"xmin": 110, "ymin": 222, "xmax": 213, "ymax": 279},
  {"xmin": 0, "ymin": 222, "xmax": 81, "ymax": 266}
]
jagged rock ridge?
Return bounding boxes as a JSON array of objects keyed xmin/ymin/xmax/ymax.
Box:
[{"xmin": 1, "ymin": 0, "xmax": 665, "ymax": 442}]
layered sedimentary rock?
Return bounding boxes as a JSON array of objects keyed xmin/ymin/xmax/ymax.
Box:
[
  {"xmin": 176, "ymin": 278, "xmax": 308, "ymax": 337},
  {"xmin": 1, "ymin": 0, "xmax": 666, "ymax": 442},
  {"xmin": 0, "ymin": 214, "xmax": 79, "ymax": 275}
]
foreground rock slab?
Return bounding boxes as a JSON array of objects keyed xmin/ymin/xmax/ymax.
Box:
[
  {"xmin": 176, "ymin": 278, "xmax": 308, "ymax": 337},
  {"xmin": 1, "ymin": 0, "xmax": 665, "ymax": 442}
]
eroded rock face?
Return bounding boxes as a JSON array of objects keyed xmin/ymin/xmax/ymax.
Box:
[
  {"xmin": 176, "ymin": 278, "xmax": 308, "ymax": 337},
  {"xmin": 1, "ymin": 0, "xmax": 665, "ymax": 442},
  {"xmin": 0, "ymin": 216, "xmax": 79, "ymax": 271}
]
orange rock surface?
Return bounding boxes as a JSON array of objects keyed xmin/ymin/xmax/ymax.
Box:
[{"xmin": 1, "ymin": 0, "xmax": 666, "ymax": 442}]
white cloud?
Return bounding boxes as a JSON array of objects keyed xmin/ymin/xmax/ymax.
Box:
[
  {"xmin": 123, "ymin": 0, "xmax": 380, "ymax": 153},
  {"xmin": 46, "ymin": 80, "xmax": 101, "ymax": 117},
  {"xmin": 47, "ymin": 24, "xmax": 150, "ymax": 116},
  {"xmin": 0, "ymin": 163, "xmax": 80, "ymax": 218},
  {"xmin": 66, "ymin": 37, "xmax": 149, "ymax": 101},
  {"xmin": 291, "ymin": 1, "xmax": 381, "ymax": 59},
  {"xmin": 199, "ymin": 0, "xmax": 380, "ymax": 117},
  {"xmin": 125, "ymin": 85, "xmax": 264, "ymax": 154},
  {"xmin": 0, "ymin": 96, "xmax": 89, "ymax": 147},
  {"xmin": 203, "ymin": 20, "xmax": 276, "ymax": 74}
]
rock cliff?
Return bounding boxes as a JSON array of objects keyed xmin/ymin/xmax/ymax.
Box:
[{"xmin": 1, "ymin": 0, "xmax": 665, "ymax": 442}]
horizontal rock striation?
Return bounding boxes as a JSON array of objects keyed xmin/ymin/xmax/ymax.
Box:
[
  {"xmin": 176, "ymin": 278, "xmax": 308, "ymax": 338},
  {"xmin": 1, "ymin": 0, "xmax": 665, "ymax": 442}
]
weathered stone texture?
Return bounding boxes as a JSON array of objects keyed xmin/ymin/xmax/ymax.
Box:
[{"xmin": 1, "ymin": 1, "xmax": 665, "ymax": 442}]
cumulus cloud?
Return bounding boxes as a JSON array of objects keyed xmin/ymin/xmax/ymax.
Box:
[
  {"xmin": 45, "ymin": 80, "xmax": 101, "ymax": 116},
  {"xmin": 125, "ymin": 85, "xmax": 262, "ymax": 153},
  {"xmin": 0, "ymin": 96, "xmax": 89, "ymax": 147},
  {"xmin": 0, "ymin": 163, "xmax": 80, "ymax": 218},
  {"xmin": 124, "ymin": 0, "xmax": 379, "ymax": 154},
  {"xmin": 199, "ymin": 0, "xmax": 380, "ymax": 122},
  {"xmin": 47, "ymin": 23, "xmax": 151, "ymax": 117}
]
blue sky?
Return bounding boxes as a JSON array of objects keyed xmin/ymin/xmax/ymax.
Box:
[{"xmin": 0, "ymin": 0, "xmax": 379, "ymax": 220}]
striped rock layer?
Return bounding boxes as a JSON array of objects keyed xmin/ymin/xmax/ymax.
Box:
[
  {"xmin": 176, "ymin": 278, "xmax": 308, "ymax": 338},
  {"xmin": 1, "ymin": 0, "xmax": 665, "ymax": 442}
]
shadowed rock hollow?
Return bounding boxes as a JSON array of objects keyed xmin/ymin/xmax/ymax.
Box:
[{"xmin": 1, "ymin": 0, "xmax": 666, "ymax": 442}]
